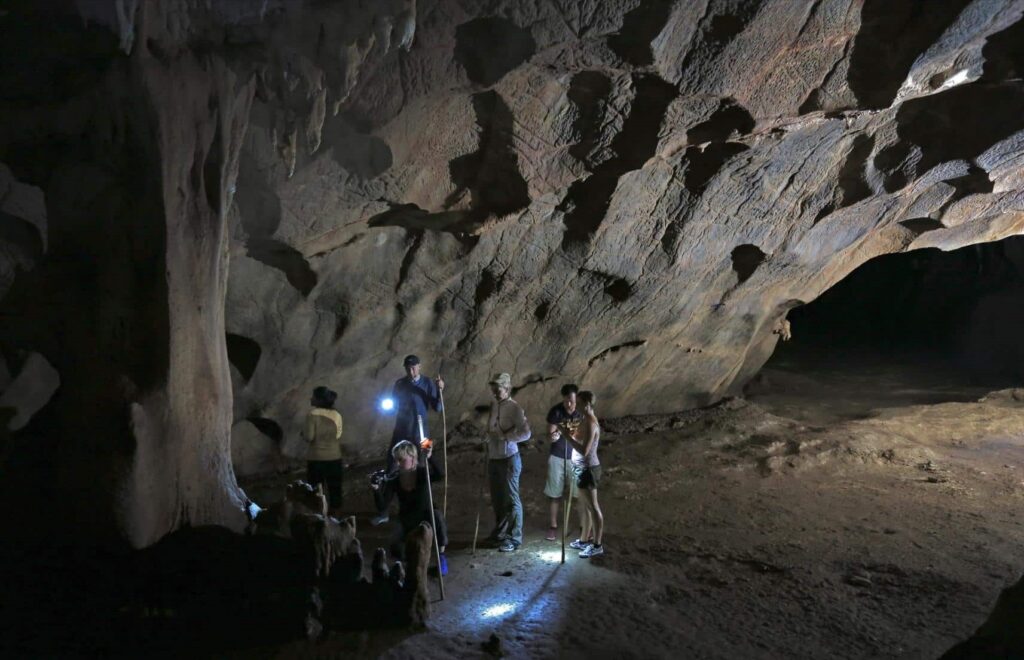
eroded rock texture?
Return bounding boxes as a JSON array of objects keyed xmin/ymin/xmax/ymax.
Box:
[
  {"xmin": 2, "ymin": 0, "xmax": 1024, "ymax": 545},
  {"xmin": 0, "ymin": 1, "xmax": 257, "ymax": 547},
  {"xmin": 222, "ymin": 0, "xmax": 1024, "ymax": 465}
]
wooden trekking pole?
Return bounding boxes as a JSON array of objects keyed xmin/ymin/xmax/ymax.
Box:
[
  {"xmin": 472, "ymin": 440, "xmax": 487, "ymax": 555},
  {"xmin": 561, "ymin": 426, "xmax": 570, "ymax": 564},
  {"xmin": 439, "ymin": 372, "xmax": 448, "ymax": 518},
  {"xmin": 418, "ymin": 415, "xmax": 445, "ymax": 600}
]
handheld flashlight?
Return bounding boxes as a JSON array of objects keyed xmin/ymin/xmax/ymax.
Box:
[
  {"xmin": 380, "ymin": 397, "xmax": 395, "ymax": 412},
  {"xmin": 416, "ymin": 414, "xmax": 430, "ymax": 450}
]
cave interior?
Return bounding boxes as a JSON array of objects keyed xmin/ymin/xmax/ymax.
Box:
[{"xmin": 1, "ymin": 0, "xmax": 1024, "ymax": 657}]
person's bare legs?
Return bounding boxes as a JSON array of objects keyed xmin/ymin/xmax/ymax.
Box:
[
  {"xmin": 588, "ymin": 489, "xmax": 604, "ymax": 545},
  {"xmin": 577, "ymin": 489, "xmax": 592, "ymax": 542},
  {"xmin": 548, "ymin": 496, "xmax": 560, "ymax": 529}
]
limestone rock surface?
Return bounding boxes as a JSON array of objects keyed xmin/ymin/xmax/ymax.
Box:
[{"xmin": 221, "ymin": 0, "xmax": 1024, "ymax": 465}]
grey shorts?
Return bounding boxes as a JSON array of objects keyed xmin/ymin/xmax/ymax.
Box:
[{"xmin": 544, "ymin": 455, "xmax": 578, "ymax": 498}]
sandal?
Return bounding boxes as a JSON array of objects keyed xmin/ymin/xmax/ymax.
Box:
[{"xmin": 545, "ymin": 526, "xmax": 558, "ymax": 541}]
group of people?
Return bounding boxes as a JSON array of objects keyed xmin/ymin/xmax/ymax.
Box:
[
  {"xmin": 481, "ymin": 373, "xmax": 605, "ymax": 558},
  {"xmin": 298, "ymin": 353, "xmax": 606, "ymax": 580}
]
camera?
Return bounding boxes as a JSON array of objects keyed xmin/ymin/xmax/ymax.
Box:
[{"xmin": 368, "ymin": 469, "xmax": 388, "ymax": 488}]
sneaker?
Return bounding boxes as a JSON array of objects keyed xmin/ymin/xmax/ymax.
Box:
[
  {"xmin": 439, "ymin": 553, "xmax": 448, "ymax": 576},
  {"xmin": 545, "ymin": 527, "xmax": 558, "ymax": 541},
  {"xmin": 370, "ymin": 514, "xmax": 390, "ymax": 526},
  {"xmin": 498, "ymin": 540, "xmax": 519, "ymax": 552},
  {"xmin": 569, "ymin": 538, "xmax": 591, "ymax": 550},
  {"xmin": 580, "ymin": 543, "xmax": 604, "ymax": 558}
]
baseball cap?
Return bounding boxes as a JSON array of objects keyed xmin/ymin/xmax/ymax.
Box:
[
  {"xmin": 488, "ymin": 372, "xmax": 512, "ymax": 389},
  {"xmin": 403, "ymin": 354, "xmax": 421, "ymax": 367}
]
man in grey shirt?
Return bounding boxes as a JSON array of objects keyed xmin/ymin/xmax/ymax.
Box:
[{"xmin": 485, "ymin": 372, "xmax": 531, "ymax": 552}]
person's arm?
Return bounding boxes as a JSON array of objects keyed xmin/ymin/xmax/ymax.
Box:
[
  {"xmin": 390, "ymin": 381, "xmax": 401, "ymax": 421},
  {"xmin": 553, "ymin": 419, "xmax": 578, "ymax": 445},
  {"xmin": 304, "ymin": 414, "xmax": 315, "ymax": 446},
  {"xmin": 503, "ymin": 402, "xmax": 531, "ymax": 445},
  {"xmin": 582, "ymin": 419, "xmax": 598, "ymax": 457},
  {"xmin": 546, "ymin": 408, "xmax": 561, "ymax": 443},
  {"xmin": 569, "ymin": 418, "xmax": 597, "ymax": 455},
  {"xmin": 334, "ymin": 414, "xmax": 344, "ymax": 464},
  {"xmin": 372, "ymin": 472, "xmax": 396, "ymax": 512},
  {"xmin": 431, "ymin": 376, "xmax": 444, "ymax": 411}
]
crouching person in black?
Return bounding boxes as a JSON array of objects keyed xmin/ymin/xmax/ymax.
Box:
[{"xmin": 372, "ymin": 440, "xmax": 448, "ymax": 576}]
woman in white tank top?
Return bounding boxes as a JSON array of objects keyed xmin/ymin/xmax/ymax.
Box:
[{"xmin": 568, "ymin": 390, "xmax": 604, "ymax": 558}]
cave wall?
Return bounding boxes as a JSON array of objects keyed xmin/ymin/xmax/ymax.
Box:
[
  {"xmin": 222, "ymin": 0, "xmax": 1024, "ymax": 465},
  {"xmin": 3, "ymin": 0, "xmax": 1024, "ymax": 545}
]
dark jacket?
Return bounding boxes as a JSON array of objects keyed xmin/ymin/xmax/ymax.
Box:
[
  {"xmin": 378, "ymin": 460, "xmax": 443, "ymax": 524},
  {"xmin": 391, "ymin": 375, "xmax": 442, "ymax": 441}
]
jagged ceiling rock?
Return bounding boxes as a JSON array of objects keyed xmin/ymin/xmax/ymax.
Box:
[
  {"xmin": 3, "ymin": 0, "xmax": 1024, "ymax": 546},
  {"xmin": 221, "ymin": 0, "xmax": 1024, "ymax": 465}
]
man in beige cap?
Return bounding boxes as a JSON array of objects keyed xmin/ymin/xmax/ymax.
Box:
[{"xmin": 485, "ymin": 372, "xmax": 531, "ymax": 552}]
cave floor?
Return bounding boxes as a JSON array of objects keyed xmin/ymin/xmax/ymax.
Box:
[{"xmin": 251, "ymin": 359, "xmax": 1024, "ymax": 659}]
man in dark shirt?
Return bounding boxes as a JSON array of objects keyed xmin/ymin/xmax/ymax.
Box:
[
  {"xmin": 543, "ymin": 384, "xmax": 582, "ymax": 541},
  {"xmin": 390, "ymin": 354, "xmax": 445, "ymax": 464},
  {"xmin": 372, "ymin": 354, "xmax": 444, "ymax": 526}
]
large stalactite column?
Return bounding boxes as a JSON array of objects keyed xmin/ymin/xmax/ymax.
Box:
[{"xmin": 120, "ymin": 6, "xmax": 255, "ymax": 547}]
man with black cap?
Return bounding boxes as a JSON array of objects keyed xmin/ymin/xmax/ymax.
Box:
[
  {"xmin": 485, "ymin": 372, "xmax": 531, "ymax": 552},
  {"xmin": 372, "ymin": 354, "xmax": 445, "ymax": 526}
]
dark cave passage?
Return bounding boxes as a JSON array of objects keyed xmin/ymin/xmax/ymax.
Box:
[{"xmin": 751, "ymin": 237, "xmax": 1024, "ymax": 422}]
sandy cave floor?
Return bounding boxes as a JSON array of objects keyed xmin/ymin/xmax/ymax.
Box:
[{"xmin": 244, "ymin": 357, "xmax": 1024, "ymax": 659}]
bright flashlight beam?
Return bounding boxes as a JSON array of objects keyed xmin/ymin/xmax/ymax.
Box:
[
  {"xmin": 537, "ymin": 550, "xmax": 562, "ymax": 563},
  {"xmin": 380, "ymin": 397, "xmax": 395, "ymax": 412},
  {"xmin": 481, "ymin": 602, "xmax": 516, "ymax": 619}
]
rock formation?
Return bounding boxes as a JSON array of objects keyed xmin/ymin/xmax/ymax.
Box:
[
  {"xmin": 2, "ymin": 0, "xmax": 1024, "ymax": 547},
  {"xmin": 222, "ymin": 0, "xmax": 1024, "ymax": 470}
]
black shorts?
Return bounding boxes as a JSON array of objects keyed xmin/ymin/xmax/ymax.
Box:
[{"xmin": 577, "ymin": 465, "xmax": 602, "ymax": 490}]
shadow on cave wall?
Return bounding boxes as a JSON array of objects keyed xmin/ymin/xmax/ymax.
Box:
[
  {"xmin": 847, "ymin": 0, "xmax": 973, "ymax": 109},
  {"xmin": 454, "ymin": 17, "xmax": 536, "ymax": 87},
  {"xmin": 560, "ymin": 74, "xmax": 678, "ymax": 246},
  {"xmin": 446, "ymin": 90, "xmax": 530, "ymax": 218},
  {"xmin": 368, "ymin": 89, "xmax": 530, "ymax": 235},
  {"xmin": 607, "ymin": 0, "xmax": 674, "ymax": 66},
  {"xmin": 235, "ymin": 150, "xmax": 318, "ymax": 296}
]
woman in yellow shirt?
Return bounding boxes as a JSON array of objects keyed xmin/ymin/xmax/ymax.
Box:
[{"xmin": 304, "ymin": 386, "xmax": 344, "ymax": 514}]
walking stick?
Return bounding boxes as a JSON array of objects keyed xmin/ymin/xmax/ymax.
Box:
[
  {"xmin": 418, "ymin": 415, "xmax": 445, "ymax": 600},
  {"xmin": 561, "ymin": 429, "xmax": 569, "ymax": 564},
  {"xmin": 439, "ymin": 373, "xmax": 448, "ymax": 518},
  {"xmin": 472, "ymin": 441, "xmax": 487, "ymax": 555}
]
